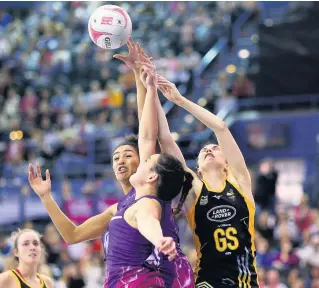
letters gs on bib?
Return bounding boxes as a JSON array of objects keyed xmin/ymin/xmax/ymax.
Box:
[
  {"xmin": 88, "ymin": 5, "xmax": 132, "ymax": 49},
  {"xmin": 207, "ymin": 205, "xmax": 237, "ymax": 222}
]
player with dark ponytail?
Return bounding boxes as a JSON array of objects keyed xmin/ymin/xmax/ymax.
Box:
[{"xmin": 173, "ymin": 172, "xmax": 194, "ymax": 215}]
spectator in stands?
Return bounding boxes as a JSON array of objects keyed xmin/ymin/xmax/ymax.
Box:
[
  {"xmin": 255, "ymin": 158, "xmax": 278, "ymax": 213},
  {"xmin": 271, "ymin": 238, "xmax": 299, "ymax": 274},
  {"xmin": 294, "ymin": 194, "xmax": 313, "ymax": 236},
  {"xmin": 211, "ymin": 71, "xmax": 230, "ymax": 98},
  {"xmin": 1, "ymin": 87, "xmax": 20, "ymax": 130},
  {"xmin": 274, "ymin": 207, "xmax": 299, "ymax": 244},
  {"xmin": 56, "ymin": 262, "xmax": 85, "ymax": 288},
  {"xmin": 305, "ymin": 266, "xmax": 319, "ymax": 288},
  {"xmin": 256, "ymin": 210, "xmax": 276, "ymax": 243},
  {"xmin": 42, "ymin": 224, "xmax": 63, "ymax": 266},
  {"xmin": 297, "ymin": 233, "xmax": 319, "ymax": 268},
  {"xmin": 256, "ymin": 236, "xmax": 275, "ymax": 269},
  {"xmin": 232, "ymin": 70, "xmax": 255, "ymax": 98},
  {"xmin": 287, "ymin": 269, "xmax": 303, "ymax": 288},
  {"xmin": 215, "ymin": 87, "xmax": 238, "ymax": 114},
  {"xmin": 50, "ymin": 86, "xmax": 71, "ymax": 113},
  {"xmin": 178, "ymin": 45, "xmax": 201, "ymax": 90},
  {"xmin": 265, "ymin": 268, "xmax": 288, "ymax": 288}
]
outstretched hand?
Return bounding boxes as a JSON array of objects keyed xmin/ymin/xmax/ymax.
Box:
[
  {"xmin": 113, "ymin": 38, "xmax": 152, "ymax": 71},
  {"xmin": 28, "ymin": 163, "xmax": 51, "ymax": 200},
  {"xmin": 157, "ymin": 75, "xmax": 184, "ymax": 105}
]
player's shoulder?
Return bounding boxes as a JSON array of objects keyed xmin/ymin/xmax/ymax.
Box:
[
  {"xmin": 137, "ymin": 196, "xmax": 162, "ymax": 207},
  {"xmin": 184, "ymin": 166, "xmax": 203, "ymax": 195},
  {"xmin": 0, "ymin": 271, "xmax": 16, "ymax": 287},
  {"xmin": 40, "ymin": 274, "xmax": 53, "ymax": 288}
]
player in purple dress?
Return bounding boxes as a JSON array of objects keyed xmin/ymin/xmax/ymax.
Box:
[{"xmin": 104, "ymin": 62, "xmax": 192, "ymax": 287}]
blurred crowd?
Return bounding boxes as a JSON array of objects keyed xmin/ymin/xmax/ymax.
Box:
[
  {"xmin": 253, "ymin": 159, "xmax": 319, "ymax": 288},
  {"xmin": 0, "ymin": 1, "xmax": 257, "ymax": 179}
]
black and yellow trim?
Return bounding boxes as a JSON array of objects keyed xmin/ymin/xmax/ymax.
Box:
[
  {"xmin": 10, "ymin": 270, "xmax": 22, "ymax": 288},
  {"xmin": 202, "ymin": 179, "xmax": 226, "ymax": 193},
  {"xmin": 227, "ymin": 178, "xmax": 259, "ymax": 287},
  {"xmin": 187, "ymin": 187, "xmax": 202, "ymax": 280},
  {"xmin": 10, "ymin": 269, "xmax": 45, "ymax": 288}
]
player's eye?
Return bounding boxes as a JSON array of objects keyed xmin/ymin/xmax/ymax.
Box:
[{"xmin": 113, "ymin": 157, "xmax": 119, "ymax": 162}]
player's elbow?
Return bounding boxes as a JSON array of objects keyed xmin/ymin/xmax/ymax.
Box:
[
  {"xmin": 63, "ymin": 236, "xmax": 77, "ymax": 245},
  {"xmin": 64, "ymin": 229, "xmax": 79, "ymax": 245},
  {"xmin": 215, "ymin": 119, "xmax": 228, "ymax": 133}
]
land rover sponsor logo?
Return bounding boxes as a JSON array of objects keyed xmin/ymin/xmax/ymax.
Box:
[{"xmin": 207, "ymin": 205, "xmax": 236, "ymax": 222}]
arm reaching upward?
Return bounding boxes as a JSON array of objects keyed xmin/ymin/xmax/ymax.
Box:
[
  {"xmin": 158, "ymin": 77, "xmax": 253, "ymax": 204},
  {"xmin": 28, "ymin": 164, "xmax": 117, "ymax": 244},
  {"xmin": 113, "ymin": 39, "xmax": 152, "ymax": 121},
  {"xmin": 156, "ymin": 75, "xmax": 186, "ymax": 167},
  {"xmin": 137, "ymin": 62, "xmax": 158, "ymax": 162}
]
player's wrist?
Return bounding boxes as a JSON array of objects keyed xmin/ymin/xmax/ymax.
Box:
[
  {"xmin": 146, "ymin": 82, "xmax": 157, "ymax": 90},
  {"xmin": 133, "ymin": 67, "xmax": 140, "ymax": 74},
  {"xmin": 175, "ymin": 94, "xmax": 186, "ymax": 107},
  {"xmin": 40, "ymin": 193, "xmax": 53, "ymax": 203}
]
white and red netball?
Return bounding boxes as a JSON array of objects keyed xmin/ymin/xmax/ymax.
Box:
[{"xmin": 88, "ymin": 5, "xmax": 132, "ymax": 50}]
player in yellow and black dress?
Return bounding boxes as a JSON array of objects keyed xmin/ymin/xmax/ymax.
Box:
[
  {"xmin": 187, "ymin": 171, "xmax": 258, "ymax": 287},
  {"xmin": 156, "ymin": 75, "xmax": 259, "ymax": 287},
  {"xmin": 0, "ymin": 229, "xmax": 52, "ymax": 288}
]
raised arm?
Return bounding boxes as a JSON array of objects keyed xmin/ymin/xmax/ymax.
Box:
[
  {"xmin": 136, "ymin": 63, "xmax": 158, "ymax": 162},
  {"xmin": 159, "ymin": 78, "xmax": 253, "ymax": 202},
  {"xmin": 28, "ymin": 164, "xmax": 117, "ymax": 244},
  {"xmin": 155, "ymin": 76, "xmax": 186, "ymax": 167},
  {"xmin": 113, "ymin": 39, "xmax": 152, "ymax": 121},
  {"xmin": 135, "ymin": 198, "xmax": 176, "ymax": 261}
]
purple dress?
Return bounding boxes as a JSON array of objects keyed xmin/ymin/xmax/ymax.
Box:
[{"xmin": 102, "ymin": 190, "xmax": 194, "ymax": 288}]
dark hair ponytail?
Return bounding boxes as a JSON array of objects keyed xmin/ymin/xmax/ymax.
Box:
[{"xmin": 173, "ymin": 171, "xmax": 193, "ymax": 215}]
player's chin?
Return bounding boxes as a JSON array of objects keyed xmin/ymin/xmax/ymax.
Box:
[{"xmin": 116, "ymin": 172, "xmax": 129, "ymax": 181}]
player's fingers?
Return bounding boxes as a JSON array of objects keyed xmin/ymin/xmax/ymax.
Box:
[
  {"xmin": 159, "ymin": 239, "xmax": 173, "ymax": 253},
  {"xmin": 28, "ymin": 164, "xmax": 35, "ymax": 181},
  {"xmin": 28, "ymin": 163, "xmax": 34, "ymax": 177},
  {"xmin": 113, "ymin": 54, "xmax": 127, "ymax": 61},
  {"xmin": 157, "ymin": 83, "xmax": 171, "ymax": 91},
  {"xmin": 158, "ymin": 87, "xmax": 165, "ymax": 93},
  {"xmin": 136, "ymin": 42, "xmax": 141, "ymax": 53},
  {"xmin": 141, "ymin": 65, "xmax": 150, "ymax": 71},
  {"xmin": 168, "ymin": 250, "xmax": 177, "ymax": 261},
  {"xmin": 161, "ymin": 241, "xmax": 175, "ymax": 255},
  {"xmin": 156, "ymin": 77, "xmax": 169, "ymax": 84},
  {"xmin": 128, "ymin": 37, "xmax": 134, "ymax": 45},
  {"xmin": 165, "ymin": 246, "xmax": 176, "ymax": 256},
  {"xmin": 28, "ymin": 171, "xmax": 32, "ymax": 183},
  {"xmin": 36, "ymin": 163, "xmax": 42, "ymax": 178},
  {"xmin": 135, "ymin": 61, "xmax": 154, "ymax": 69},
  {"xmin": 127, "ymin": 39, "xmax": 133, "ymax": 50},
  {"xmin": 156, "ymin": 79, "xmax": 169, "ymax": 85},
  {"xmin": 46, "ymin": 169, "xmax": 51, "ymax": 181},
  {"xmin": 158, "ymin": 85, "xmax": 168, "ymax": 92},
  {"xmin": 141, "ymin": 49, "xmax": 150, "ymax": 58}
]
